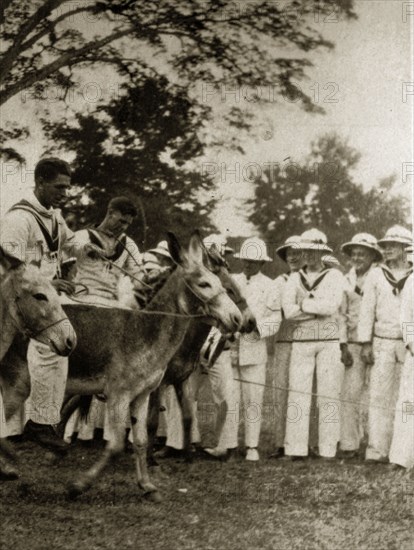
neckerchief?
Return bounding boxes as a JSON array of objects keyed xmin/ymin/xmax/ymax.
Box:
[
  {"xmin": 8, "ymin": 199, "xmax": 60, "ymax": 253},
  {"xmin": 346, "ymin": 266, "xmax": 370, "ymax": 297},
  {"xmin": 380, "ymin": 264, "xmax": 413, "ymax": 296},
  {"xmin": 299, "ymin": 267, "xmax": 332, "ymax": 298},
  {"xmin": 87, "ymin": 229, "xmax": 127, "ymax": 262}
]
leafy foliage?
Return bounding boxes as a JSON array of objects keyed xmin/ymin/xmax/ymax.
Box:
[
  {"xmin": 43, "ymin": 74, "xmax": 216, "ymax": 246},
  {"xmin": 0, "ymin": 1, "xmax": 356, "ymax": 106},
  {"xmin": 249, "ymin": 133, "xmax": 410, "ymax": 256}
]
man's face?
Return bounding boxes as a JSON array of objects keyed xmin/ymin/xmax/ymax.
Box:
[
  {"xmin": 285, "ymin": 247, "xmax": 302, "ymax": 271},
  {"xmin": 381, "ymin": 242, "xmax": 405, "ymax": 263},
  {"xmin": 242, "ymin": 260, "xmax": 264, "ymax": 277},
  {"xmin": 37, "ymin": 174, "xmax": 71, "ymax": 208},
  {"xmin": 106, "ymin": 209, "xmax": 134, "ymax": 237},
  {"xmin": 350, "ymin": 246, "xmax": 376, "ymax": 273},
  {"xmin": 303, "ymin": 248, "xmax": 324, "ymax": 269}
]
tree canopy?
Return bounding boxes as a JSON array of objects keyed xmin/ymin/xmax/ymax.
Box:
[
  {"xmin": 0, "ymin": 0, "xmax": 356, "ymax": 107},
  {"xmin": 43, "ymin": 73, "xmax": 215, "ymax": 247},
  {"xmin": 249, "ymin": 133, "xmax": 410, "ymax": 263}
]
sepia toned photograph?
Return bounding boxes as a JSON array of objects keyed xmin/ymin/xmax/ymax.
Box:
[{"xmin": 0, "ymin": 1, "xmax": 413, "ymax": 549}]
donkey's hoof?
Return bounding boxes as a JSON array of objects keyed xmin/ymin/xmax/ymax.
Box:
[{"xmin": 144, "ymin": 490, "xmax": 162, "ymax": 503}]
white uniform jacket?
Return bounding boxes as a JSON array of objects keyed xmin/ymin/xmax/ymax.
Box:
[
  {"xmin": 233, "ymin": 272, "xmax": 281, "ymax": 365},
  {"xmin": 342, "ymin": 266, "xmax": 377, "ymax": 344},
  {"xmin": 282, "ymin": 268, "xmax": 346, "ymax": 342},
  {"xmin": 72, "ymin": 229, "xmax": 142, "ymax": 303},
  {"xmin": 0, "ymin": 193, "xmax": 80, "ymax": 280},
  {"xmin": 358, "ymin": 265, "xmax": 412, "ymax": 342},
  {"xmin": 273, "ymin": 272, "xmax": 297, "ymax": 343},
  {"xmin": 400, "ymin": 273, "xmax": 414, "ymax": 346}
]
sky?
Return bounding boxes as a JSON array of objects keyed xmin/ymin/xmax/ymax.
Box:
[{"xmin": 1, "ymin": 0, "xmax": 413, "ymax": 237}]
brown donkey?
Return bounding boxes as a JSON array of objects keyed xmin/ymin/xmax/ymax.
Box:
[
  {"xmin": 0, "ymin": 232, "xmax": 242, "ymax": 500},
  {"xmin": 0, "ymin": 247, "xmax": 76, "ymax": 478},
  {"xmin": 0, "ymin": 246, "xmax": 76, "ymax": 361},
  {"xmin": 146, "ymin": 244, "xmax": 256, "ymax": 462}
]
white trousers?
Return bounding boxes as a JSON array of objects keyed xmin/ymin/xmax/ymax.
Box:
[
  {"xmin": 0, "ymin": 388, "xmax": 7, "ymax": 438},
  {"xmin": 270, "ymin": 342, "xmax": 292, "ymax": 448},
  {"xmin": 158, "ymin": 384, "xmax": 200, "ymax": 449},
  {"xmin": 365, "ymin": 337, "xmax": 405, "ymax": 460},
  {"xmin": 27, "ymin": 339, "xmax": 68, "ymax": 425},
  {"xmin": 389, "ymin": 350, "xmax": 414, "ymax": 469},
  {"xmin": 161, "ymin": 351, "xmax": 236, "ymax": 450},
  {"xmin": 64, "ymin": 396, "xmax": 132, "ymax": 443},
  {"xmin": 284, "ymin": 341, "xmax": 343, "ymax": 458},
  {"xmin": 340, "ymin": 343, "xmax": 366, "ymax": 451},
  {"xmin": 227, "ymin": 362, "xmax": 267, "ymax": 449}
]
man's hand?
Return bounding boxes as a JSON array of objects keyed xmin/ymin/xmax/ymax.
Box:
[
  {"xmin": 340, "ymin": 344, "xmax": 354, "ymax": 368},
  {"xmin": 84, "ymin": 243, "xmax": 105, "ymax": 260},
  {"xmin": 361, "ymin": 342, "xmax": 374, "ymax": 366},
  {"xmin": 52, "ymin": 279, "xmax": 76, "ymax": 295}
]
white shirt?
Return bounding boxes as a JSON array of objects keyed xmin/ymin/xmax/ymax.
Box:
[
  {"xmin": 0, "ymin": 192, "xmax": 78, "ymax": 279},
  {"xmin": 358, "ymin": 265, "xmax": 412, "ymax": 342},
  {"xmin": 282, "ymin": 267, "xmax": 346, "ymax": 341},
  {"xmin": 233, "ymin": 271, "xmax": 281, "ymax": 365}
]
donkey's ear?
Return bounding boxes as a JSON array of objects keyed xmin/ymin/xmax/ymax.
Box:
[
  {"xmin": 0, "ymin": 246, "xmax": 23, "ymax": 271},
  {"xmin": 187, "ymin": 231, "xmax": 204, "ymax": 265},
  {"xmin": 166, "ymin": 232, "xmax": 184, "ymax": 265}
]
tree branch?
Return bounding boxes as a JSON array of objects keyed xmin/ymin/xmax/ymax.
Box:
[
  {"xmin": 0, "ymin": 26, "xmax": 134, "ymax": 106},
  {"xmin": 0, "ymin": 0, "xmax": 67, "ymax": 80}
]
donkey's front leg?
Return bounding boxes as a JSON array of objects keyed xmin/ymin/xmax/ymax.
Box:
[
  {"xmin": 67, "ymin": 393, "xmax": 128, "ymax": 498},
  {"xmin": 130, "ymin": 392, "xmax": 162, "ymax": 503}
]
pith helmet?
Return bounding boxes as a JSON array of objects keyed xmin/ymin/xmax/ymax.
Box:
[
  {"xmin": 233, "ymin": 237, "xmax": 272, "ymax": 262},
  {"xmin": 276, "ymin": 235, "xmax": 302, "ymax": 262},
  {"xmin": 148, "ymin": 240, "xmax": 172, "ymax": 259},
  {"xmin": 298, "ymin": 228, "xmax": 333, "ymax": 253},
  {"xmin": 203, "ymin": 234, "xmax": 234, "ymax": 255},
  {"xmin": 378, "ymin": 226, "xmax": 412, "ymax": 247},
  {"xmin": 341, "ymin": 233, "xmax": 382, "ymax": 262}
]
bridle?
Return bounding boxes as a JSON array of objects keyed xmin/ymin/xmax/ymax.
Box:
[{"xmin": 8, "ymin": 281, "xmax": 70, "ymax": 341}]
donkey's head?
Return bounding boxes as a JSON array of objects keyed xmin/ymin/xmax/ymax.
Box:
[
  {"xmin": 167, "ymin": 232, "xmax": 242, "ymax": 333},
  {"xmin": 204, "ymin": 244, "xmax": 257, "ymax": 334},
  {"xmin": 0, "ymin": 247, "xmax": 77, "ymax": 356}
]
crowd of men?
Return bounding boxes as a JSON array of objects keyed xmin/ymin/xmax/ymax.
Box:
[{"xmin": 0, "ymin": 156, "xmax": 413, "ymax": 480}]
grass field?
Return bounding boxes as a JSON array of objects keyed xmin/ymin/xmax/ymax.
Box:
[{"xmin": 1, "ymin": 375, "xmax": 413, "ymax": 550}]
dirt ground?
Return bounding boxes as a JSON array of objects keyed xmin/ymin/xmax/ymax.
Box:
[{"xmin": 1, "ymin": 374, "xmax": 413, "ymax": 550}]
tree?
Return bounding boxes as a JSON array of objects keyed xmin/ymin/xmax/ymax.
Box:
[
  {"xmin": 0, "ymin": 0, "xmax": 356, "ymax": 107},
  {"xmin": 43, "ymin": 73, "xmax": 216, "ymax": 246},
  {"xmin": 249, "ymin": 133, "xmax": 410, "ymax": 259}
]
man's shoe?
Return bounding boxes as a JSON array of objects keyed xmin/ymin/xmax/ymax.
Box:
[
  {"xmin": 279, "ymin": 454, "xmax": 306, "ymax": 462},
  {"xmin": 153, "ymin": 446, "xmax": 181, "ymax": 459},
  {"xmin": 204, "ymin": 447, "xmax": 228, "ymax": 458},
  {"xmin": 338, "ymin": 450, "xmax": 358, "ymax": 460},
  {"xmin": 269, "ymin": 447, "xmax": 284, "ymax": 459},
  {"xmin": 388, "ymin": 463, "xmax": 406, "ymax": 471},
  {"xmin": 0, "ymin": 456, "xmax": 19, "ymax": 481},
  {"xmin": 24, "ymin": 420, "xmax": 69, "ymax": 452},
  {"xmin": 365, "ymin": 457, "xmax": 388, "ymax": 465},
  {"xmin": 245, "ymin": 448, "xmax": 259, "ymax": 462}
]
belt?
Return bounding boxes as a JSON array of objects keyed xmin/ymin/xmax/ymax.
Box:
[
  {"xmin": 374, "ymin": 334, "xmax": 403, "ymax": 341},
  {"xmin": 292, "ymin": 339, "xmax": 339, "ymax": 343}
]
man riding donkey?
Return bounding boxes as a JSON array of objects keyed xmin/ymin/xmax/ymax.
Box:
[
  {"xmin": 0, "ymin": 158, "xmax": 102, "ymax": 453},
  {"xmin": 63, "ymin": 196, "xmax": 151, "ymax": 443}
]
